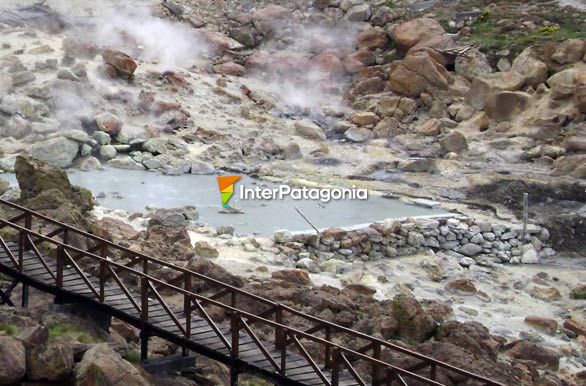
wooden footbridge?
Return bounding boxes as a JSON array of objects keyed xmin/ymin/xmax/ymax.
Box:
[{"xmin": 0, "ymin": 198, "xmax": 504, "ymax": 386}]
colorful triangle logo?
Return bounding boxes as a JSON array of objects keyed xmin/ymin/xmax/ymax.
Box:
[{"xmin": 217, "ymin": 176, "xmax": 241, "ymax": 208}]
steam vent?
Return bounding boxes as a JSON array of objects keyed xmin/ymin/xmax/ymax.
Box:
[{"xmin": 0, "ymin": 1, "xmax": 585, "ymax": 386}]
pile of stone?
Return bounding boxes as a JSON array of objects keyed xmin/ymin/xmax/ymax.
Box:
[{"xmin": 274, "ymin": 215, "xmax": 554, "ymax": 272}]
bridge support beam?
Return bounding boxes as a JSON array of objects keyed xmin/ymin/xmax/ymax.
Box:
[
  {"xmin": 21, "ymin": 283, "xmax": 28, "ymax": 308},
  {"xmin": 230, "ymin": 367, "xmax": 239, "ymax": 386},
  {"xmin": 140, "ymin": 329, "xmax": 149, "ymax": 364}
]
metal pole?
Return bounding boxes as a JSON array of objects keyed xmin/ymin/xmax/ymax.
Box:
[{"xmin": 522, "ymin": 193, "xmax": 528, "ymax": 240}]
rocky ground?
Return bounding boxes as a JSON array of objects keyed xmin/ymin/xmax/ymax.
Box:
[{"xmin": 0, "ymin": 0, "xmax": 585, "ymax": 385}]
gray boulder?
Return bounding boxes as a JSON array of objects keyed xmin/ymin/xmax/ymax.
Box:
[{"xmin": 29, "ymin": 137, "xmax": 80, "ymax": 167}]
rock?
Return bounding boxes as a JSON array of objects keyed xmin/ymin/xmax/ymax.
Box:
[
  {"xmin": 214, "ymin": 62, "xmax": 245, "ymax": 77},
  {"xmin": 529, "ymin": 286, "xmax": 562, "ymax": 301},
  {"xmin": 2, "ymin": 115, "xmax": 31, "ymax": 139},
  {"xmin": 520, "ymin": 245, "xmax": 539, "ymax": 264},
  {"xmin": 27, "ymin": 341, "xmax": 74, "ymax": 381},
  {"xmin": 57, "ymin": 67, "xmax": 80, "ymax": 81},
  {"xmin": 344, "ymin": 127, "xmax": 373, "ymax": 143},
  {"xmin": 193, "ymin": 241, "xmax": 219, "ymax": 259},
  {"xmin": 374, "ymin": 316, "xmax": 399, "ymax": 339},
  {"xmin": 283, "ymin": 143, "xmax": 303, "ymax": 159},
  {"xmin": 392, "ymin": 18, "xmax": 446, "ymax": 51},
  {"xmin": 190, "ymin": 161, "xmax": 215, "ymax": 175},
  {"xmin": 205, "ymin": 31, "xmax": 245, "ymax": 52},
  {"xmin": 294, "ymin": 120, "xmax": 325, "ymax": 141},
  {"xmin": 524, "ymin": 316, "xmax": 557, "ymax": 334},
  {"xmin": 310, "ymin": 53, "xmax": 345, "ymax": 78},
  {"xmin": 102, "ymin": 49, "xmax": 137, "ymax": 79},
  {"xmin": 99, "ymin": 145, "xmax": 117, "ymax": 160},
  {"xmin": 12, "ymin": 71, "xmax": 35, "ymax": 86},
  {"xmin": 75, "ymin": 344, "xmax": 152, "ymax": 386},
  {"xmin": 108, "ymin": 156, "xmax": 144, "ymax": 170},
  {"xmin": 0, "ymin": 336, "xmax": 26, "ymax": 384},
  {"xmin": 563, "ymin": 319, "xmax": 586, "ymax": 337},
  {"xmin": 467, "ymin": 72, "xmax": 526, "ymax": 110},
  {"xmin": 78, "ymin": 156, "xmax": 102, "ymax": 171},
  {"xmin": 216, "ymin": 225, "xmax": 234, "ymax": 236},
  {"xmin": 551, "ymin": 39, "xmax": 585, "ymax": 65},
  {"xmin": 296, "ymin": 257, "xmax": 319, "ymax": 273},
  {"xmin": 62, "ymin": 36, "xmax": 98, "ymax": 58},
  {"xmin": 446, "ymin": 279, "xmax": 477, "ymax": 293},
  {"xmin": 506, "ymin": 340, "xmax": 560, "ymax": 370},
  {"xmin": 357, "ymin": 27, "xmax": 388, "ymax": 50},
  {"xmin": 436, "ymin": 321, "xmax": 502, "ymax": 360},
  {"xmin": 230, "ymin": 29, "xmax": 255, "ymax": 48},
  {"xmin": 343, "ymin": 49, "xmax": 375, "ymax": 73},
  {"xmin": 93, "ymin": 217, "xmax": 139, "ymax": 241},
  {"xmin": 399, "ymin": 158, "xmax": 433, "ymax": 173},
  {"xmin": 351, "ymin": 112, "xmax": 380, "ymax": 127},
  {"xmin": 417, "ymin": 118, "xmax": 441, "ymax": 136},
  {"xmin": 345, "ymin": 4, "xmax": 371, "ymax": 21},
  {"xmin": 391, "ymin": 293, "xmax": 436, "ymax": 343},
  {"xmin": 575, "ymin": 74, "xmax": 586, "ymax": 113},
  {"xmin": 252, "ymin": 5, "xmax": 290, "ymax": 21},
  {"xmin": 93, "ymin": 131, "xmax": 111, "ymax": 145},
  {"xmin": 569, "ymin": 284, "xmax": 586, "ymax": 299},
  {"xmin": 388, "ymin": 51, "xmax": 452, "ymax": 96},
  {"xmin": 455, "ymin": 48, "xmax": 492, "ymax": 80},
  {"xmin": 271, "ymin": 269, "xmax": 311, "ymax": 285},
  {"xmin": 485, "ymin": 91, "xmax": 531, "ymax": 122},
  {"xmin": 511, "ymin": 47, "xmax": 548, "ymax": 87},
  {"xmin": 0, "ymin": 95, "xmax": 49, "ymax": 118},
  {"xmin": 547, "ymin": 68, "xmax": 578, "ymax": 100},
  {"xmin": 29, "ymin": 137, "xmax": 79, "ymax": 168},
  {"xmin": 440, "ymin": 131, "xmax": 468, "ymax": 154},
  {"xmin": 187, "ymin": 258, "xmax": 244, "ymax": 289},
  {"xmin": 95, "ymin": 113, "xmax": 122, "ymax": 136}
]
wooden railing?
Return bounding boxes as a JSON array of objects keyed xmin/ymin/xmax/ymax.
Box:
[{"xmin": 0, "ymin": 199, "xmax": 504, "ymax": 386}]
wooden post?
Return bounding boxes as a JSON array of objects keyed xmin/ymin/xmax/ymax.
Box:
[
  {"xmin": 324, "ymin": 326, "xmax": 332, "ymax": 369},
  {"xmin": 99, "ymin": 259, "xmax": 105, "ymax": 303},
  {"xmin": 331, "ymin": 349, "xmax": 339, "ymax": 386},
  {"xmin": 372, "ymin": 342, "xmax": 382, "ymax": 385},
  {"xmin": 21, "ymin": 282, "xmax": 28, "ymax": 308},
  {"xmin": 280, "ymin": 329, "xmax": 287, "ymax": 376},
  {"xmin": 56, "ymin": 245, "xmax": 63, "ymax": 289},
  {"xmin": 275, "ymin": 306, "xmax": 283, "ymax": 349},
  {"xmin": 140, "ymin": 329, "xmax": 149, "ymax": 363},
  {"xmin": 183, "ymin": 274, "xmax": 192, "ymax": 357},
  {"xmin": 230, "ymin": 313, "xmax": 240, "ymax": 386},
  {"xmin": 522, "ymin": 193, "xmax": 529, "ymax": 240}
]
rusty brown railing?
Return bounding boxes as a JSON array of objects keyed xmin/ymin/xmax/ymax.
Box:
[{"xmin": 0, "ymin": 198, "xmax": 504, "ymax": 386}]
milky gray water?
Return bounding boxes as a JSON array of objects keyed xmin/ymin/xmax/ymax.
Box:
[{"xmin": 1, "ymin": 169, "xmax": 447, "ymax": 236}]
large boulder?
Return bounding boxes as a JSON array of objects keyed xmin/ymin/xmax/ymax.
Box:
[
  {"xmin": 391, "ymin": 293, "xmax": 437, "ymax": 342},
  {"xmin": 294, "ymin": 120, "xmax": 326, "ymax": 141},
  {"xmin": 511, "ymin": 47, "xmax": 549, "ymax": 87},
  {"xmin": 553, "ymin": 154, "xmax": 586, "ymax": 178},
  {"xmin": 467, "ymin": 72, "xmax": 525, "ymax": 110},
  {"xmin": 551, "ymin": 39, "xmax": 585, "ymax": 65},
  {"xmin": 388, "ymin": 51, "xmax": 452, "ymax": 96},
  {"xmin": 27, "ymin": 341, "xmax": 74, "ymax": 381},
  {"xmin": 102, "ymin": 49, "xmax": 137, "ymax": 80},
  {"xmin": 436, "ymin": 321, "xmax": 502, "ymax": 360},
  {"xmin": 0, "ymin": 95, "xmax": 49, "ymax": 119},
  {"xmin": 485, "ymin": 91, "xmax": 532, "ymax": 122},
  {"xmin": 547, "ymin": 68, "xmax": 577, "ymax": 100},
  {"xmin": 455, "ymin": 48, "xmax": 492, "ymax": 80},
  {"xmin": 75, "ymin": 344, "xmax": 152, "ymax": 386},
  {"xmin": 0, "ymin": 336, "xmax": 26, "ymax": 384},
  {"xmin": 440, "ymin": 131, "xmax": 468, "ymax": 154},
  {"xmin": 576, "ymin": 73, "xmax": 586, "ymax": 113},
  {"xmin": 564, "ymin": 124, "xmax": 586, "ymax": 153},
  {"xmin": 391, "ymin": 18, "xmax": 446, "ymax": 51},
  {"xmin": 14, "ymin": 156, "xmax": 95, "ymax": 226},
  {"xmin": 506, "ymin": 340, "xmax": 561, "ymax": 370},
  {"xmin": 29, "ymin": 137, "xmax": 80, "ymax": 168}
]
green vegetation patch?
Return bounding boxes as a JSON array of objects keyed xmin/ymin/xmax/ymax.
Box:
[
  {"xmin": 0, "ymin": 324, "xmax": 19, "ymax": 337},
  {"xmin": 48, "ymin": 323, "xmax": 99, "ymax": 343}
]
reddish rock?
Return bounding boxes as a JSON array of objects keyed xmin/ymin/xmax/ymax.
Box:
[
  {"xmin": 271, "ymin": 269, "xmax": 311, "ymax": 285},
  {"xmin": 446, "ymin": 279, "xmax": 477, "ymax": 293},
  {"xmin": 357, "ymin": 27, "xmax": 389, "ymax": 50},
  {"xmin": 436, "ymin": 321, "xmax": 502, "ymax": 360},
  {"xmin": 351, "ymin": 77, "xmax": 385, "ymax": 96},
  {"xmin": 563, "ymin": 319, "xmax": 586, "ymax": 337},
  {"xmin": 95, "ymin": 112, "xmax": 122, "ymax": 136},
  {"xmin": 310, "ymin": 53, "xmax": 346, "ymax": 78},
  {"xmin": 162, "ymin": 71, "xmax": 190, "ymax": 88},
  {"xmin": 524, "ymin": 316, "xmax": 558, "ymax": 334},
  {"xmin": 374, "ymin": 316, "xmax": 399, "ymax": 339},
  {"xmin": 343, "ymin": 49, "xmax": 376, "ymax": 73},
  {"xmin": 252, "ymin": 5, "xmax": 290, "ymax": 21},
  {"xmin": 206, "ymin": 31, "xmax": 244, "ymax": 52},
  {"xmin": 388, "ymin": 51, "xmax": 452, "ymax": 96},
  {"xmin": 506, "ymin": 340, "xmax": 561, "ymax": 370},
  {"xmin": 214, "ymin": 62, "xmax": 245, "ymax": 77},
  {"xmin": 151, "ymin": 101, "xmax": 181, "ymax": 117},
  {"xmin": 62, "ymin": 36, "xmax": 98, "ymax": 58},
  {"xmin": 391, "ymin": 17, "xmax": 446, "ymax": 51},
  {"xmin": 102, "ymin": 49, "xmax": 137, "ymax": 79},
  {"xmin": 91, "ymin": 217, "xmax": 139, "ymax": 242}
]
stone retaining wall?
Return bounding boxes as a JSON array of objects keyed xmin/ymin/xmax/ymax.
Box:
[{"xmin": 273, "ymin": 215, "xmax": 554, "ymax": 273}]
